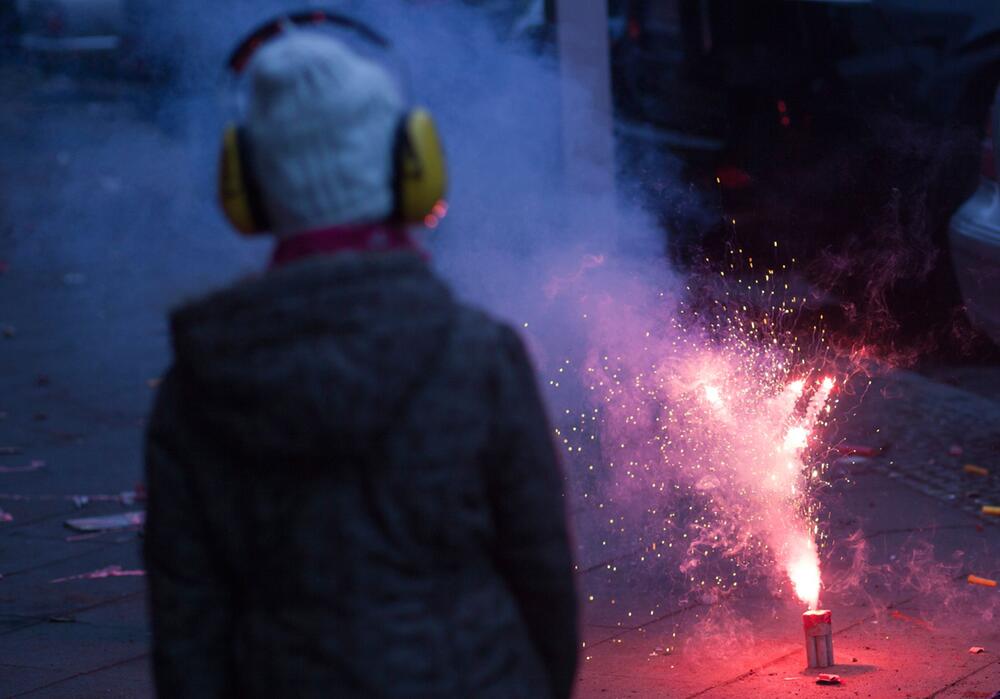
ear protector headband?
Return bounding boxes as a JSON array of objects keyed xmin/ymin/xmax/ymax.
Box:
[{"xmin": 218, "ymin": 10, "xmax": 447, "ymax": 235}]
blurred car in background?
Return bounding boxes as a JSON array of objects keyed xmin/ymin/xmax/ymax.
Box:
[
  {"xmin": 1, "ymin": 1, "xmax": 22, "ymax": 51},
  {"xmin": 13, "ymin": 0, "xmax": 167, "ymax": 79},
  {"xmin": 607, "ymin": 0, "xmax": 1000, "ymax": 262},
  {"xmin": 18, "ymin": 0, "xmax": 123, "ymax": 59},
  {"xmin": 949, "ymin": 86, "xmax": 1000, "ymax": 347}
]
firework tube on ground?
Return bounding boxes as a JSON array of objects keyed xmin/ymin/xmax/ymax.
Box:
[{"xmin": 803, "ymin": 610, "xmax": 834, "ymax": 668}]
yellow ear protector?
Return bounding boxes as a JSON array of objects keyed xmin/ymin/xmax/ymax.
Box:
[{"xmin": 218, "ymin": 10, "xmax": 447, "ymax": 235}]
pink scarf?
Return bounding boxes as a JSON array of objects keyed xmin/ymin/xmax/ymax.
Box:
[{"xmin": 270, "ymin": 224, "xmax": 421, "ymax": 269}]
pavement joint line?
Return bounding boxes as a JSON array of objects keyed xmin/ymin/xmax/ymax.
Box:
[
  {"xmin": 580, "ymin": 476, "xmax": 992, "ymax": 579},
  {"xmin": 0, "ymin": 615, "xmax": 145, "ymax": 633},
  {"xmin": 0, "ymin": 661, "xmax": 63, "ymax": 673},
  {"xmin": 578, "ymin": 545, "xmax": 648, "ymax": 574},
  {"xmin": 922, "ymin": 656, "xmax": 1000, "ymax": 698},
  {"xmin": 0, "ymin": 589, "xmax": 145, "ymax": 638},
  {"xmin": 8, "ymin": 531, "xmax": 127, "ymax": 544},
  {"xmin": 679, "ymin": 594, "xmax": 920, "ymax": 699},
  {"xmin": 5, "ymin": 650, "xmax": 150, "ymax": 699},
  {"xmin": 0, "ymin": 540, "xmax": 125, "ymax": 579},
  {"xmin": 588, "ymin": 603, "xmax": 706, "ymax": 650},
  {"xmin": 860, "ymin": 524, "xmax": 980, "ymax": 539}
]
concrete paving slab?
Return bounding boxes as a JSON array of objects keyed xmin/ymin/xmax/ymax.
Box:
[
  {"xmin": 0, "ymin": 620, "xmax": 148, "ymax": 677},
  {"xmin": 0, "ymin": 663, "xmax": 73, "ymax": 698},
  {"xmin": 70, "ymin": 592, "xmax": 146, "ymax": 631},
  {"xmin": 0, "ymin": 529, "xmax": 107, "ymax": 579},
  {"xmin": 0, "ymin": 543, "xmax": 144, "ymax": 625},
  {"xmin": 934, "ymin": 659, "xmax": 1000, "ymax": 699},
  {"xmin": 7, "ymin": 653, "xmax": 152, "ymax": 698},
  {"xmin": 691, "ymin": 616, "xmax": 1000, "ymax": 699},
  {"xmin": 573, "ymin": 476, "xmax": 1000, "ymax": 699}
]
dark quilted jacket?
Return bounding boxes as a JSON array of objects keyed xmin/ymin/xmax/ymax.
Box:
[{"xmin": 143, "ymin": 252, "xmax": 578, "ymax": 699}]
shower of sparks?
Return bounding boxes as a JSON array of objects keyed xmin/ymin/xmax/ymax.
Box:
[{"xmin": 546, "ymin": 249, "xmax": 840, "ymax": 623}]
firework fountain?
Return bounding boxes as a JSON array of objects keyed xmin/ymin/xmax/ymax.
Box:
[{"xmin": 545, "ymin": 252, "xmax": 840, "ymax": 663}]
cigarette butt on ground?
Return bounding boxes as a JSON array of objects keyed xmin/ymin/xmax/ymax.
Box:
[
  {"xmin": 968, "ymin": 575, "xmax": 998, "ymax": 587},
  {"xmin": 982, "ymin": 505, "xmax": 1000, "ymax": 516},
  {"xmin": 963, "ymin": 464, "xmax": 989, "ymax": 476}
]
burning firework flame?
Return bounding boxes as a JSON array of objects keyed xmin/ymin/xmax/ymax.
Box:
[
  {"xmin": 683, "ymin": 371, "xmax": 833, "ymax": 610},
  {"xmin": 788, "ymin": 536, "xmax": 822, "ymax": 610},
  {"xmin": 547, "ymin": 252, "xmax": 839, "ymax": 624}
]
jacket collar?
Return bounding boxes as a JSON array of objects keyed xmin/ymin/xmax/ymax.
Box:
[{"xmin": 270, "ymin": 223, "xmax": 420, "ymax": 269}]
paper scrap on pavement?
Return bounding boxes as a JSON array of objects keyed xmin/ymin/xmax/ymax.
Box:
[
  {"xmin": 51, "ymin": 565, "xmax": 145, "ymax": 583},
  {"xmin": 816, "ymin": 673, "xmax": 841, "ymax": 685},
  {"xmin": 970, "ymin": 646, "xmax": 986, "ymax": 654},
  {"xmin": 65, "ymin": 510, "xmax": 145, "ymax": 532},
  {"xmin": 0, "ymin": 460, "xmax": 45, "ymax": 473}
]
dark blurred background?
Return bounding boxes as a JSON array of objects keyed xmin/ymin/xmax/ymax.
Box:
[{"xmin": 2, "ymin": 0, "xmax": 999, "ymax": 358}]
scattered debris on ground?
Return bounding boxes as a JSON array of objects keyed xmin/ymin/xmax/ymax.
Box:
[
  {"xmin": 65, "ymin": 510, "xmax": 145, "ymax": 533},
  {"xmin": 969, "ymin": 646, "xmax": 986, "ymax": 654},
  {"xmin": 0, "ymin": 486, "xmax": 145, "ymax": 506},
  {"xmin": 816, "ymin": 673, "xmax": 841, "ymax": 685},
  {"xmin": 967, "ymin": 575, "xmax": 997, "ymax": 587},
  {"xmin": 964, "ymin": 464, "xmax": 989, "ymax": 477},
  {"xmin": 0, "ymin": 459, "xmax": 45, "ymax": 473},
  {"xmin": 51, "ymin": 565, "xmax": 145, "ymax": 583}
]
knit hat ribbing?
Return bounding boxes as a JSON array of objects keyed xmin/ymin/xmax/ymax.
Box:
[{"xmin": 245, "ymin": 32, "xmax": 404, "ymax": 236}]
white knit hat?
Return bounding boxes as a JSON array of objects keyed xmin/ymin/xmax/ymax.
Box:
[{"xmin": 244, "ymin": 31, "xmax": 404, "ymax": 236}]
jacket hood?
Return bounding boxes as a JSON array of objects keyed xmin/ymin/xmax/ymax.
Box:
[{"xmin": 169, "ymin": 252, "xmax": 454, "ymax": 466}]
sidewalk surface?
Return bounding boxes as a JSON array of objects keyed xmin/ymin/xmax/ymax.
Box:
[
  {"xmin": 2, "ymin": 65, "xmax": 999, "ymax": 698},
  {"xmin": 572, "ymin": 369, "xmax": 1000, "ymax": 698}
]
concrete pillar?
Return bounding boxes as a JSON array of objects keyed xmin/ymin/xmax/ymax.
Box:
[{"xmin": 554, "ymin": 0, "xmax": 616, "ymax": 197}]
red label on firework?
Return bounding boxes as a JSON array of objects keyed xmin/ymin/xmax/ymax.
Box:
[{"xmin": 803, "ymin": 610, "xmax": 832, "ymax": 631}]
